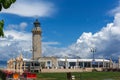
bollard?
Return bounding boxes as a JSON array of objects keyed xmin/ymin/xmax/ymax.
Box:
[{"xmin": 72, "ymin": 75, "xmax": 75, "ymax": 80}]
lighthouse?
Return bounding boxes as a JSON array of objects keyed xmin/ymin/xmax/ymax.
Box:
[{"xmin": 32, "ymin": 19, "xmax": 42, "ymax": 60}]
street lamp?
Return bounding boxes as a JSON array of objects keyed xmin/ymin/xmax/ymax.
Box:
[{"xmin": 90, "ymin": 48, "xmax": 96, "ymax": 67}]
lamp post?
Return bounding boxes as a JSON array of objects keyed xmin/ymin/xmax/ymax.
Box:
[{"xmin": 90, "ymin": 48, "xmax": 96, "ymax": 68}]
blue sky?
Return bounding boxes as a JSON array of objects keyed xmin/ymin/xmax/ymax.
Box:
[
  {"xmin": 0, "ymin": 0, "xmax": 120, "ymax": 60},
  {"xmin": 41, "ymin": 0, "xmax": 117, "ymax": 47},
  {"xmin": 1, "ymin": 0, "xmax": 117, "ymax": 47}
]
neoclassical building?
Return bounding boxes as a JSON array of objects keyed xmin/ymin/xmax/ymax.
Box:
[{"xmin": 7, "ymin": 19, "xmax": 115, "ymax": 72}]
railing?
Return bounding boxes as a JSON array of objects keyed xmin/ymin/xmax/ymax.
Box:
[{"xmin": 21, "ymin": 72, "xmax": 37, "ymax": 80}]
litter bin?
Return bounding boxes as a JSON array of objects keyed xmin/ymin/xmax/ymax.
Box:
[{"xmin": 67, "ymin": 72, "xmax": 72, "ymax": 80}]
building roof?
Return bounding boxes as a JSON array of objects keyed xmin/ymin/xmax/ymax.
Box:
[
  {"xmin": 23, "ymin": 58, "xmax": 38, "ymax": 62},
  {"xmin": 23, "ymin": 58, "xmax": 110, "ymax": 62},
  {"xmin": 57, "ymin": 58, "xmax": 110, "ymax": 62}
]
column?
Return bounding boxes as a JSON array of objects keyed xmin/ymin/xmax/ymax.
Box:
[
  {"xmin": 76, "ymin": 59, "xmax": 79, "ymax": 68},
  {"xmin": 65, "ymin": 56, "xmax": 68, "ymax": 69},
  {"xmin": 98, "ymin": 62, "xmax": 99, "ymax": 68},
  {"xmin": 13, "ymin": 60, "xmax": 15, "ymax": 72},
  {"xmin": 20, "ymin": 60, "xmax": 23, "ymax": 74},
  {"xmin": 24, "ymin": 62, "xmax": 26, "ymax": 71},
  {"xmin": 83, "ymin": 62, "xmax": 85, "ymax": 68},
  {"xmin": 52, "ymin": 60, "xmax": 54, "ymax": 69},
  {"xmin": 118, "ymin": 57, "xmax": 120, "ymax": 68},
  {"xmin": 109, "ymin": 58, "xmax": 113, "ymax": 68},
  {"xmin": 90, "ymin": 62, "xmax": 92, "ymax": 68},
  {"xmin": 16, "ymin": 60, "xmax": 18, "ymax": 72},
  {"xmin": 103, "ymin": 58, "xmax": 104, "ymax": 68}
]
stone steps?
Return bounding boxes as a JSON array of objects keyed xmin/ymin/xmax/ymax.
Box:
[{"xmin": 41, "ymin": 68, "xmax": 102, "ymax": 73}]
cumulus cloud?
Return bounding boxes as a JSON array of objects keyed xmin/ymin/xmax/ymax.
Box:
[
  {"xmin": 1, "ymin": 1, "xmax": 120, "ymax": 61},
  {"xmin": 7, "ymin": 22, "xmax": 28, "ymax": 31},
  {"xmin": 42, "ymin": 42, "xmax": 65, "ymax": 57},
  {"xmin": 0, "ymin": 30, "xmax": 32, "ymax": 60},
  {"xmin": 1, "ymin": 0, "xmax": 55, "ymax": 17},
  {"xmin": 59, "ymin": 13, "xmax": 120, "ymax": 59},
  {"xmin": 0, "ymin": 30, "xmax": 61, "ymax": 60},
  {"xmin": 110, "ymin": 1, "xmax": 120, "ymax": 16},
  {"xmin": 42, "ymin": 5, "xmax": 120, "ymax": 59},
  {"xmin": 1, "ymin": 11, "xmax": 120, "ymax": 60},
  {"xmin": 20, "ymin": 22, "xmax": 28, "ymax": 30}
]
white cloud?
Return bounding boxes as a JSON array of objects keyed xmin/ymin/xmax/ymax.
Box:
[
  {"xmin": 20, "ymin": 22, "xmax": 28, "ymax": 30},
  {"xmin": 43, "ymin": 42, "xmax": 60, "ymax": 45},
  {"xmin": 42, "ymin": 5, "xmax": 120, "ymax": 59},
  {"xmin": 1, "ymin": 11, "xmax": 120, "ymax": 60},
  {"xmin": 7, "ymin": 22, "xmax": 28, "ymax": 31},
  {"xmin": 0, "ymin": 30, "xmax": 32, "ymax": 60},
  {"xmin": 1, "ymin": 2, "xmax": 120, "ymax": 61},
  {"xmin": 61, "ymin": 13, "xmax": 120, "ymax": 59},
  {"xmin": 0, "ymin": 29, "xmax": 61, "ymax": 60},
  {"xmin": 1, "ymin": 0, "xmax": 55, "ymax": 17},
  {"xmin": 110, "ymin": 2, "xmax": 120, "ymax": 16}
]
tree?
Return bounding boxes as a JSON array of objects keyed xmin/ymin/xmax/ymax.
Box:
[
  {"xmin": 0, "ymin": 20, "xmax": 4, "ymax": 37},
  {"xmin": 0, "ymin": 0, "xmax": 16, "ymax": 37}
]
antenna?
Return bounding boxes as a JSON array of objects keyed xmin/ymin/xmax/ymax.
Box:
[{"xmin": 34, "ymin": 15, "xmax": 39, "ymax": 20}]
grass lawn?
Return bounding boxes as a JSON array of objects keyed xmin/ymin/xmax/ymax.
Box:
[{"xmin": 36, "ymin": 72, "xmax": 120, "ymax": 80}]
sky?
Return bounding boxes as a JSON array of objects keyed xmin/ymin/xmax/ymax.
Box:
[{"xmin": 0, "ymin": 0, "xmax": 120, "ymax": 60}]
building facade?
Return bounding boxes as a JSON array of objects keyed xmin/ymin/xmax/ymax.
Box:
[
  {"xmin": 7, "ymin": 19, "xmax": 115, "ymax": 73},
  {"xmin": 7, "ymin": 56, "xmax": 112, "ymax": 73}
]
